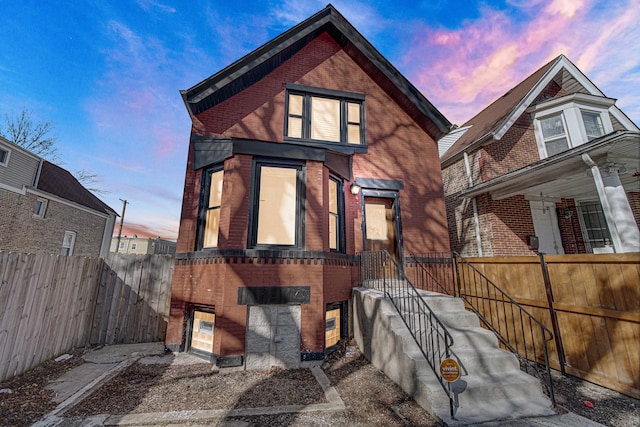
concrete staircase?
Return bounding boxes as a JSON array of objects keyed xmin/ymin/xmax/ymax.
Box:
[{"xmin": 353, "ymin": 287, "xmax": 556, "ymax": 425}]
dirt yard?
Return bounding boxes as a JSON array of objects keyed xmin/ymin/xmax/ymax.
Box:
[{"xmin": 1, "ymin": 342, "xmax": 638, "ymax": 427}]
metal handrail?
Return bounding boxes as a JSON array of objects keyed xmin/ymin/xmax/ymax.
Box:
[
  {"xmin": 452, "ymin": 252, "xmax": 556, "ymax": 405},
  {"xmin": 409, "ymin": 252, "xmax": 455, "ymax": 295},
  {"xmin": 360, "ymin": 250, "xmax": 458, "ymax": 418}
]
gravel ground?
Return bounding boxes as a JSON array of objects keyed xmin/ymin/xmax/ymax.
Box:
[{"xmin": 0, "ymin": 342, "xmax": 638, "ymax": 427}]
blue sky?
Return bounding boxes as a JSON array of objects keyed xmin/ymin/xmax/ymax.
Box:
[{"xmin": 1, "ymin": 0, "xmax": 638, "ymax": 240}]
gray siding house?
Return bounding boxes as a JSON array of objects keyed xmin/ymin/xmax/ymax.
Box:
[{"xmin": 0, "ymin": 136, "xmax": 116, "ymax": 257}]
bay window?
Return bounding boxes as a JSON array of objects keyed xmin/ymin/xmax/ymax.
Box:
[
  {"xmin": 199, "ymin": 167, "xmax": 224, "ymax": 249},
  {"xmin": 250, "ymin": 161, "xmax": 305, "ymax": 248},
  {"xmin": 529, "ymin": 93, "xmax": 615, "ymax": 159}
]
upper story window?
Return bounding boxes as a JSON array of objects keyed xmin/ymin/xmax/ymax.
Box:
[
  {"xmin": 198, "ymin": 167, "xmax": 224, "ymax": 250},
  {"xmin": 0, "ymin": 146, "xmax": 9, "ymax": 166},
  {"xmin": 581, "ymin": 110, "xmax": 605, "ymax": 140},
  {"xmin": 131, "ymin": 243, "xmax": 138, "ymax": 250},
  {"xmin": 285, "ymin": 83, "xmax": 365, "ymax": 146},
  {"xmin": 33, "ymin": 198, "xmax": 48, "ymax": 218},
  {"xmin": 529, "ymin": 93, "xmax": 615, "ymax": 159},
  {"xmin": 540, "ymin": 114, "xmax": 569, "ymax": 156}
]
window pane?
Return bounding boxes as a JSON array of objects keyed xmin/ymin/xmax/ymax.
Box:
[
  {"xmin": 347, "ymin": 102, "xmax": 360, "ymax": 123},
  {"xmin": 582, "ymin": 111, "xmax": 604, "ymax": 140},
  {"xmin": 289, "ymin": 94, "xmax": 303, "ymax": 115},
  {"xmin": 347, "ymin": 124, "xmax": 361, "ymax": 144},
  {"xmin": 203, "ymin": 208, "xmax": 220, "ymax": 248},
  {"xmin": 257, "ymin": 166, "xmax": 297, "ymax": 245},
  {"xmin": 545, "ymin": 137, "xmax": 569, "ymax": 156},
  {"xmin": 329, "ymin": 179, "xmax": 338, "ymax": 213},
  {"xmin": 311, "ymin": 97, "xmax": 340, "ymax": 142},
  {"xmin": 329, "ymin": 214, "xmax": 337, "ymax": 249},
  {"xmin": 288, "ymin": 117, "xmax": 302, "ymax": 138},
  {"xmin": 209, "ymin": 170, "xmax": 224, "ymax": 207},
  {"xmin": 541, "ymin": 115, "xmax": 565, "ymax": 139}
]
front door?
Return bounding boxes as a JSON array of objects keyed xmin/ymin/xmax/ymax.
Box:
[
  {"xmin": 364, "ymin": 195, "xmax": 401, "ymax": 263},
  {"xmin": 245, "ymin": 305, "xmax": 301, "ymax": 369},
  {"xmin": 530, "ymin": 201, "xmax": 564, "ymax": 254}
]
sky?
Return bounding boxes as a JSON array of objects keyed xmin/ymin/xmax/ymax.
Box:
[{"xmin": 1, "ymin": 0, "xmax": 638, "ymax": 240}]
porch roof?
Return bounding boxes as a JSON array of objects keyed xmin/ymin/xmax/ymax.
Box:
[{"xmin": 459, "ymin": 130, "xmax": 640, "ymax": 201}]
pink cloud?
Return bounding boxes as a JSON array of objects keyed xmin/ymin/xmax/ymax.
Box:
[{"xmin": 403, "ymin": 0, "xmax": 640, "ymax": 125}]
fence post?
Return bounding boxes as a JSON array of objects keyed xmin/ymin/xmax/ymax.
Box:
[
  {"xmin": 539, "ymin": 253, "xmax": 567, "ymax": 375},
  {"xmin": 452, "ymin": 253, "xmax": 461, "ymax": 298}
]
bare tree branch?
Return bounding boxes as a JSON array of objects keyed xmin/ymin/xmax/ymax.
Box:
[
  {"xmin": 0, "ymin": 107, "xmax": 59, "ymax": 161},
  {"xmin": 74, "ymin": 168, "xmax": 110, "ymax": 196}
]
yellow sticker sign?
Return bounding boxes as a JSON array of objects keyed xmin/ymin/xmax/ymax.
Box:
[{"xmin": 439, "ymin": 358, "xmax": 461, "ymax": 382}]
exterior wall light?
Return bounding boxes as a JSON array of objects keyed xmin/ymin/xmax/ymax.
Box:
[{"xmin": 351, "ymin": 184, "xmax": 361, "ymax": 195}]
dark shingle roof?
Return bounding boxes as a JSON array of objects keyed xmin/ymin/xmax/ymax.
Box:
[
  {"xmin": 181, "ymin": 4, "xmax": 452, "ymax": 140},
  {"xmin": 441, "ymin": 56, "xmax": 559, "ymax": 164},
  {"xmin": 37, "ymin": 161, "xmax": 116, "ymax": 215}
]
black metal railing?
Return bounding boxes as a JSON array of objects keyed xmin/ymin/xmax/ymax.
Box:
[
  {"xmin": 360, "ymin": 251, "xmax": 457, "ymax": 417},
  {"xmin": 408, "ymin": 253, "xmax": 455, "ymax": 295},
  {"xmin": 452, "ymin": 253, "xmax": 556, "ymax": 405}
]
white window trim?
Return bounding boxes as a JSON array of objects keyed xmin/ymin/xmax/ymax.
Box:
[
  {"xmin": 33, "ymin": 197, "xmax": 48, "ymax": 218},
  {"xmin": 0, "ymin": 145, "xmax": 10, "ymax": 167},
  {"xmin": 62, "ymin": 231, "xmax": 77, "ymax": 256},
  {"xmin": 530, "ymin": 95, "xmax": 614, "ymax": 159}
]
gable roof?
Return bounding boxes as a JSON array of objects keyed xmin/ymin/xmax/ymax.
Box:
[
  {"xmin": 181, "ymin": 4, "xmax": 452, "ymax": 140},
  {"xmin": 37, "ymin": 161, "xmax": 116, "ymax": 215},
  {"xmin": 440, "ymin": 54, "xmax": 639, "ymax": 165}
]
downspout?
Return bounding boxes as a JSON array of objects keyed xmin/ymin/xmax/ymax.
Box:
[{"xmin": 463, "ymin": 152, "xmax": 483, "ymax": 257}]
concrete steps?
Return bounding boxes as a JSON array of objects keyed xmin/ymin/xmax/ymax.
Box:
[{"xmin": 353, "ymin": 287, "xmax": 555, "ymax": 425}]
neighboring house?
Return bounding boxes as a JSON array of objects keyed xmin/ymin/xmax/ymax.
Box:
[
  {"xmin": 167, "ymin": 5, "xmax": 452, "ymax": 367},
  {"xmin": 441, "ymin": 55, "xmax": 640, "ymax": 257},
  {"xmin": 110, "ymin": 236, "xmax": 176, "ymax": 255},
  {"xmin": 0, "ymin": 136, "xmax": 117, "ymax": 257}
]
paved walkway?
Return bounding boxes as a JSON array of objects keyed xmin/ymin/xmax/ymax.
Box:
[{"xmin": 33, "ymin": 343, "xmax": 604, "ymax": 427}]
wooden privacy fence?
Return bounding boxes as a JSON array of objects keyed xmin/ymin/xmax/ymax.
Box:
[
  {"xmin": 0, "ymin": 252, "xmax": 174, "ymax": 383},
  {"xmin": 460, "ymin": 253, "xmax": 640, "ymax": 399}
]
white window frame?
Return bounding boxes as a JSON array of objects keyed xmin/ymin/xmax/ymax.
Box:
[
  {"xmin": 530, "ymin": 94, "xmax": 614, "ymax": 159},
  {"xmin": 0, "ymin": 145, "xmax": 10, "ymax": 167},
  {"xmin": 61, "ymin": 231, "xmax": 76, "ymax": 256},
  {"xmin": 131, "ymin": 243, "xmax": 137, "ymax": 250},
  {"xmin": 33, "ymin": 198, "xmax": 48, "ymax": 218},
  {"xmin": 576, "ymin": 200, "xmax": 613, "ymax": 253}
]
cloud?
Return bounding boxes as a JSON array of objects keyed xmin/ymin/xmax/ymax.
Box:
[
  {"xmin": 135, "ymin": 0, "xmax": 176, "ymax": 14},
  {"xmin": 403, "ymin": 0, "xmax": 640, "ymax": 125}
]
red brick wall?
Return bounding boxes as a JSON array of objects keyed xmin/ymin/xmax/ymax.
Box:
[
  {"xmin": 483, "ymin": 195, "xmax": 536, "ymax": 256},
  {"xmin": 556, "ymin": 199, "xmax": 587, "ymax": 254},
  {"xmin": 189, "ymin": 31, "xmax": 448, "ymax": 255},
  {"xmin": 628, "ymin": 191, "xmax": 640, "ymax": 229},
  {"xmin": 170, "ymin": 30, "xmax": 449, "ymax": 356}
]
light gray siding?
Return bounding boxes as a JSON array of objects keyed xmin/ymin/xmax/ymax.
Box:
[{"xmin": 0, "ymin": 142, "xmax": 39, "ymax": 191}]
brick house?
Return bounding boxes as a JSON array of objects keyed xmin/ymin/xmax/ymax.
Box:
[
  {"xmin": 441, "ymin": 55, "xmax": 640, "ymax": 257},
  {"xmin": 0, "ymin": 136, "xmax": 116, "ymax": 257},
  {"xmin": 167, "ymin": 5, "xmax": 452, "ymax": 367}
]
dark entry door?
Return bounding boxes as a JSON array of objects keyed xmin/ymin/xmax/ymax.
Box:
[{"xmin": 364, "ymin": 196, "xmax": 400, "ymax": 263}]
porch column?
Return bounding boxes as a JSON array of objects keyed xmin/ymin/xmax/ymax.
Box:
[{"xmin": 583, "ymin": 154, "xmax": 640, "ymax": 253}]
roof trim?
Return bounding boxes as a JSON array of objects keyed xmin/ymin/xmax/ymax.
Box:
[
  {"xmin": 182, "ymin": 4, "xmax": 451, "ymax": 138},
  {"xmin": 493, "ymin": 55, "xmax": 602, "ymax": 140}
]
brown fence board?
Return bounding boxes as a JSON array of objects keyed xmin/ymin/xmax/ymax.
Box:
[
  {"xmin": 0, "ymin": 252, "xmax": 173, "ymax": 383},
  {"xmin": 462, "ymin": 253, "xmax": 640, "ymax": 399}
]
